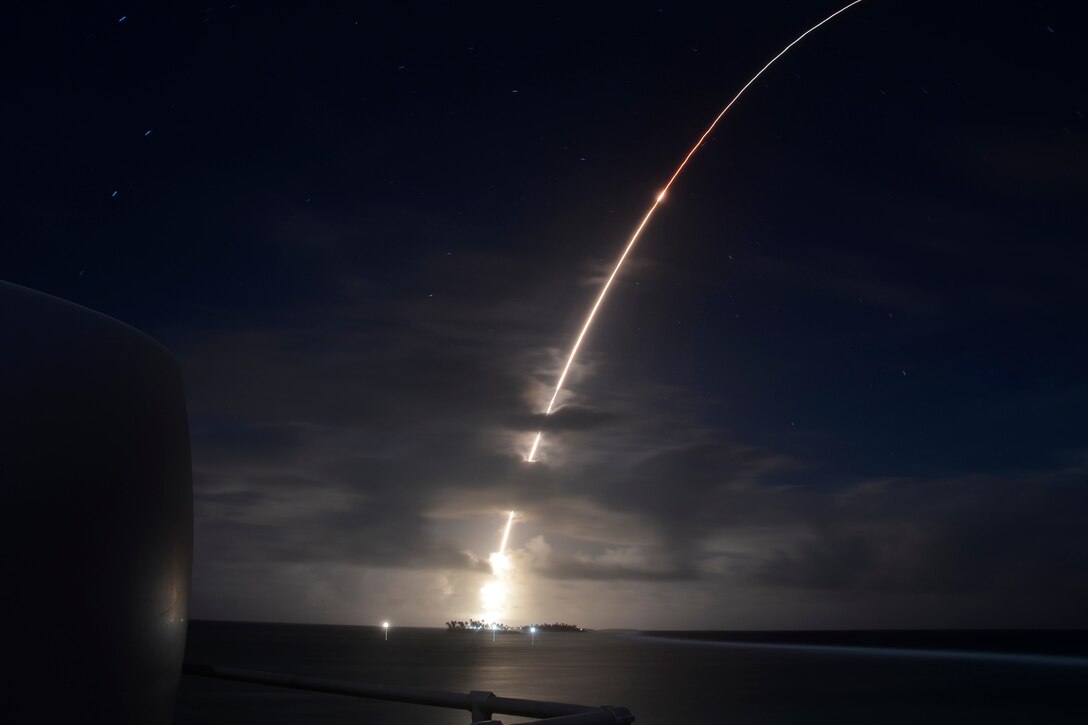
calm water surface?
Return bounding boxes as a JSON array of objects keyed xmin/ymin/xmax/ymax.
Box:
[{"xmin": 177, "ymin": 621, "xmax": 1087, "ymax": 724}]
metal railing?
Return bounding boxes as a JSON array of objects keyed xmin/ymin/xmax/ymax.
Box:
[{"xmin": 183, "ymin": 662, "xmax": 635, "ymax": 725}]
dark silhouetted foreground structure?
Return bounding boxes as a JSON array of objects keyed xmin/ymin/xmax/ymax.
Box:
[
  {"xmin": 184, "ymin": 663, "xmax": 634, "ymax": 725},
  {"xmin": 1, "ymin": 282, "xmax": 193, "ymax": 723}
]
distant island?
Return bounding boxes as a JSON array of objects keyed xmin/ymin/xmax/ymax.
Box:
[{"xmin": 445, "ymin": 619, "xmax": 584, "ymax": 632}]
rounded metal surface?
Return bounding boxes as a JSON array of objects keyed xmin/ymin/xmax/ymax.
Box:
[{"xmin": 0, "ymin": 281, "xmax": 193, "ymax": 724}]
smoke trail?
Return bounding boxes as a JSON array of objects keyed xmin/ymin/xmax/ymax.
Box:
[{"xmin": 525, "ymin": 1, "xmax": 867, "ymax": 462}]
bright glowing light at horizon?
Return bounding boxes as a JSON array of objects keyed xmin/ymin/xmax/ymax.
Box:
[{"xmin": 523, "ymin": 0, "xmax": 868, "ymax": 462}]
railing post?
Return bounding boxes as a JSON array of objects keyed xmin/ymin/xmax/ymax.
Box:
[{"xmin": 469, "ymin": 690, "xmax": 496, "ymax": 723}]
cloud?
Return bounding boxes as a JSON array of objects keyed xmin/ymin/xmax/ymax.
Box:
[
  {"xmin": 506, "ymin": 404, "xmax": 623, "ymax": 432},
  {"xmin": 742, "ymin": 468, "xmax": 1088, "ymax": 624},
  {"xmin": 174, "ymin": 204, "xmax": 1088, "ymax": 628},
  {"xmin": 513, "ymin": 535, "xmax": 696, "ymax": 582}
]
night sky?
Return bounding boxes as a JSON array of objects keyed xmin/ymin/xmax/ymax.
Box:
[{"xmin": 4, "ymin": 2, "xmax": 1087, "ymax": 629}]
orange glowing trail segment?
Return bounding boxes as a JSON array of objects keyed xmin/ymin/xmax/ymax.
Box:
[{"xmin": 525, "ymin": 1, "xmax": 867, "ymax": 462}]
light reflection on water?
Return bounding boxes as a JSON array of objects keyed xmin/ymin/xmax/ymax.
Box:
[{"xmin": 177, "ymin": 622, "xmax": 1088, "ymax": 725}]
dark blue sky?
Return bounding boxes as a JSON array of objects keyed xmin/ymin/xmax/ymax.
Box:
[{"xmin": 3, "ymin": 1, "xmax": 1086, "ymax": 628}]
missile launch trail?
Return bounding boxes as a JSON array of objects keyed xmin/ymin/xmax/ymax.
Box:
[
  {"xmin": 480, "ymin": 511, "xmax": 518, "ymax": 621},
  {"xmin": 498, "ymin": 510, "xmax": 516, "ymax": 555},
  {"xmin": 525, "ymin": 1, "xmax": 867, "ymax": 463}
]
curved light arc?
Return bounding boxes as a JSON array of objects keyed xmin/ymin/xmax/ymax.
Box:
[{"xmin": 526, "ymin": 1, "xmax": 868, "ymax": 462}]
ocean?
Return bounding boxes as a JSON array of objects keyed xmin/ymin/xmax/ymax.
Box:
[{"xmin": 176, "ymin": 621, "xmax": 1088, "ymax": 724}]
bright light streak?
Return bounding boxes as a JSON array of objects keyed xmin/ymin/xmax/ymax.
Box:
[
  {"xmin": 498, "ymin": 510, "xmax": 516, "ymax": 554},
  {"xmin": 524, "ymin": 1, "xmax": 867, "ymax": 462}
]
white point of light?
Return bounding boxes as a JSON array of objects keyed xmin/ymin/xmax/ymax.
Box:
[
  {"xmin": 523, "ymin": 0, "xmax": 868, "ymax": 462},
  {"xmin": 382, "ymin": 621, "xmax": 389, "ymax": 629}
]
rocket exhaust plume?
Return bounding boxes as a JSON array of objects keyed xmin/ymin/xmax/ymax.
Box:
[
  {"xmin": 481, "ymin": 511, "xmax": 518, "ymax": 621},
  {"xmin": 525, "ymin": 1, "xmax": 867, "ymax": 462}
]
